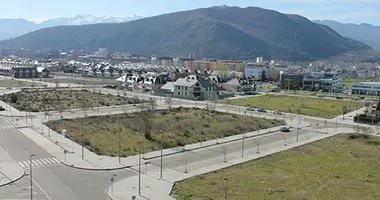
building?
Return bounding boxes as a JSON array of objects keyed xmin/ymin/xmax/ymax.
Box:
[
  {"xmin": 280, "ymin": 73, "xmax": 305, "ymax": 90},
  {"xmin": 256, "ymin": 57, "xmax": 264, "ymax": 63},
  {"xmin": 244, "ymin": 63, "xmax": 267, "ymax": 80},
  {"xmin": 222, "ymin": 78, "xmax": 241, "ymax": 92},
  {"xmin": 173, "ymin": 75, "xmax": 218, "ymax": 100},
  {"xmin": 36, "ymin": 67, "xmax": 50, "ymax": 78},
  {"xmin": 352, "ymin": 82, "xmax": 380, "ymax": 96},
  {"xmin": 303, "ymin": 72, "xmax": 342, "ymax": 93}
]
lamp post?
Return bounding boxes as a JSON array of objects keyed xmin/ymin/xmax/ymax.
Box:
[
  {"xmin": 223, "ymin": 178, "xmax": 228, "ymax": 200},
  {"xmin": 81, "ymin": 120, "xmax": 84, "ymax": 160},
  {"xmin": 138, "ymin": 142, "xmax": 142, "ymax": 196},
  {"xmin": 118, "ymin": 131, "xmax": 121, "ymax": 164},
  {"xmin": 30, "ymin": 154, "xmax": 35, "ymax": 200}
]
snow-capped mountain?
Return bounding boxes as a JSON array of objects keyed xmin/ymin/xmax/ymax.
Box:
[
  {"xmin": 0, "ymin": 14, "xmax": 143, "ymax": 41},
  {"xmin": 39, "ymin": 14, "xmax": 143, "ymax": 26}
]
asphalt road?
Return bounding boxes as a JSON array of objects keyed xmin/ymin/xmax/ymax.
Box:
[{"xmin": 0, "ymin": 117, "xmax": 136, "ymax": 200}]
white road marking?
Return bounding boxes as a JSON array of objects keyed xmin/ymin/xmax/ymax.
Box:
[
  {"xmin": 18, "ymin": 161, "xmax": 25, "ymax": 168},
  {"xmin": 34, "ymin": 159, "xmax": 43, "ymax": 165}
]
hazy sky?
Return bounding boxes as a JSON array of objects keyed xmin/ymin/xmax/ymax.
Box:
[{"xmin": 1, "ymin": 0, "xmax": 380, "ymax": 25}]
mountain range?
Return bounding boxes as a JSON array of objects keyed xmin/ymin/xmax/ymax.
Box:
[
  {"xmin": 0, "ymin": 6, "xmax": 377, "ymax": 61},
  {"xmin": 0, "ymin": 14, "xmax": 143, "ymax": 40},
  {"xmin": 314, "ymin": 20, "xmax": 380, "ymax": 51}
]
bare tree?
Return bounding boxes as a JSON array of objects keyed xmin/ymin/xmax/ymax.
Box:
[
  {"xmin": 206, "ymin": 93, "xmax": 218, "ymax": 112},
  {"xmin": 165, "ymin": 94, "xmax": 173, "ymax": 110},
  {"xmin": 80, "ymin": 96, "xmax": 92, "ymax": 117},
  {"xmin": 137, "ymin": 98, "xmax": 156, "ymax": 140},
  {"xmin": 54, "ymin": 93, "xmax": 66, "ymax": 118},
  {"xmin": 54, "ymin": 78, "xmax": 60, "ymax": 88}
]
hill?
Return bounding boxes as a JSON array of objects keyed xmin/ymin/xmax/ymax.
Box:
[
  {"xmin": 314, "ymin": 20, "xmax": 380, "ymax": 51},
  {"xmin": 0, "ymin": 6, "xmax": 375, "ymax": 61},
  {"xmin": 0, "ymin": 15, "xmax": 143, "ymax": 40}
]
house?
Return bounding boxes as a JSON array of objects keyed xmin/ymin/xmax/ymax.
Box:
[
  {"xmin": 36, "ymin": 67, "xmax": 50, "ymax": 78},
  {"xmin": 173, "ymin": 75, "xmax": 218, "ymax": 100},
  {"xmin": 222, "ymin": 78, "xmax": 241, "ymax": 92},
  {"xmin": 352, "ymin": 82, "xmax": 380, "ymax": 96}
]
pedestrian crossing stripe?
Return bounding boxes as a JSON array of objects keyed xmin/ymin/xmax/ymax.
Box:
[
  {"xmin": 0, "ymin": 125, "xmax": 14, "ymax": 129},
  {"xmin": 18, "ymin": 157, "xmax": 60, "ymax": 168}
]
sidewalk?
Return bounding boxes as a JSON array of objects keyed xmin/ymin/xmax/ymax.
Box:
[
  {"xmin": 107, "ymin": 127, "xmax": 355, "ymax": 200},
  {"xmin": 0, "ymin": 145, "xmax": 25, "ymax": 187}
]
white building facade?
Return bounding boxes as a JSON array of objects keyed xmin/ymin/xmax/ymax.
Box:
[{"xmin": 351, "ymin": 82, "xmax": 380, "ymax": 96}]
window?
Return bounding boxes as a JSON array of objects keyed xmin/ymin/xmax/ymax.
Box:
[
  {"xmin": 177, "ymin": 92, "xmax": 180, "ymax": 95},
  {"xmin": 185, "ymin": 87, "xmax": 188, "ymax": 91}
]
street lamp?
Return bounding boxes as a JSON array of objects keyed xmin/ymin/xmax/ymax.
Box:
[
  {"xmin": 138, "ymin": 142, "xmax": 142, "ymax": 196},
  {"xmin": 223, "ymin": 178, "xmax": 228, "ymax": 200},
  {"xmin": 30, "ymin": 154, "xmax": 35, "ymax": 200},
  {"xmin": 118, "ymin": 131, "xmax": 121, "ymax": 164}
]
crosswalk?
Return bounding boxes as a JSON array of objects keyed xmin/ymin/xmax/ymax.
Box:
[
  {"xmin": 18, "ymin": 157, "xmax": 60, "ymax": 168},
  {"xmin": 0, "ymin": 124, "xmax": 14, "ymax": 130}
]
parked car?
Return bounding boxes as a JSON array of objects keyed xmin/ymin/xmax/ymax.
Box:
[
  {"xmin": 0, "ymin": 106, "xmax": 5, "ymax": 111},
  {"xmin": 272, "ymin": 110, "xmax": 282, "ymax": 115},
  {"xmin": 257, "ymin": 108, "xmax": 266, "ymax": 113},
  {"xmin": 6, "ymin": 87, "xmax": 12, "ymax": 90},
  {"xmin": 103, "ymin": 84, "xmax": 117, "ymax": 89},
  {"xmin": 246, "ymin": 107, "xmax": 257, "ymax": 111},
  {"xmin": 279, "ymin": 126, "xmax": 290, "ymax": 132}
]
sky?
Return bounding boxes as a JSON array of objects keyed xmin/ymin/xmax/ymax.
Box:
[{"xmin": 0, "ymin": 0, "xmax": 380, "ymax": 25}]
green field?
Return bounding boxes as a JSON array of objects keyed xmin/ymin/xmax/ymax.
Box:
[
  {"xmin": 343, "ymin": 78, "xmax": 380, "ymax": 88},
  {"xmin": 45, "ymin": 108, "xmax": 284, "ymax": 156},
  {"xmin": 171, "ymin": 133, "xmax": 380, "ymax": 200},
  {"xmin": 221, "ymin": 94, "xmax": 364, "ymax": 119},
  {"xmin": 0, "ymin": 79, "xmax": 35, "ymax": 87}
]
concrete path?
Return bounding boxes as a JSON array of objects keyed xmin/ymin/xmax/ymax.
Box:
[
  {"xmin": 107, "ymin": 127, "xmax": 355, "ymax": 200},
  {"xmin": 0, "ymin": 145, "xmax": 25, "ymax": 187}
]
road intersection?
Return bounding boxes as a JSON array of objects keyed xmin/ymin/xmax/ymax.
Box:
[{"xmin": 0, "ymin": 82, "xmax": 375, "ymax": 200}]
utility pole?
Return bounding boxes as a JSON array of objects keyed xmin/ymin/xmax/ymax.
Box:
[
  {"xmin": 160, "ymin": 147, "xmax": 163, "ymax": 180},
  {"xmin": 30, "ymin": 154, "xmax": 35, "ymax": 200},
  {"xmin": 224, "ymin": 178, "xmax": 228, "ymax": 200},
  {"xmin": 296, "ymin": 115, "xmax": 299, "ymax": 142},
  {"xmin": 241, "ymin": 134, "xmax": 245, "ymax": 157},
  {"xmin": 118, "ymin": 131, "xmax": 121, "ymax": 164},
  {"xmin": 138, "ymin": 142, "xmax": 141, "ymax": 196},
  {"xmin": 81, "ymin": 121, "xmax": 84, "ymax": 159}
]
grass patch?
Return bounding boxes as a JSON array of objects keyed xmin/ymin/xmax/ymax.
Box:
[
  {"xmin": 0, "ymin": 89, "xmax": 140, "ymax": 112},
  {"xmin": 343, "ymin": 78, "xmax": 380, "ymax": 88},
  {"xmin": 0, "ymin": 79, "xmax": 36, "ymax": 87},
  {"xmin": 171, "ymin": 133, "xmax": 380, "ymax": 200},
  {"xmin": 221, "ymin": 94, "xmax": 364, "ymax": 118},
  {"xmin": 45, "ymin": 108, "xmax": 284, "ymax": 156}
]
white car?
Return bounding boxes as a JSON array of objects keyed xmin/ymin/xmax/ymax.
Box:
[
  {"xmin": 279, "ymin": 126, "xmax": 290, "ymax": 132},
  {"xmin": 272, "ymin": 110, "xmax": 282, "ymax": 115}
]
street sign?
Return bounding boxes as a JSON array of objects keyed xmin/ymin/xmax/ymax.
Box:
[
  {"xmin": 132, "ymin": 196, "xmax": 136, "ymax": 200},
  {"xmin": 111, "ymin": 177, "xmax": 114, "ymax": 182}
]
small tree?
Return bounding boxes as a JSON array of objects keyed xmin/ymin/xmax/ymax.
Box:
[
  {"xmin": 80, "ymin": 96, "xmax": 91, "ymax": 117},
  {"xmin": 260, "ymin": 70, "xmax": 267, "ymax": 82},
  {"xmin": 165, "ymin": 95, "xmax": 173, "ymax": 110},
  {"xmin": 137, "ymin": 98, "xmax": 156, "ymax": 140}
]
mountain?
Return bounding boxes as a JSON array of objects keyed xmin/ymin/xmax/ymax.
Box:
[
  {"xmin": 314, "ymin": 20, "xmax": 380, "ymax": 51},
  {"xmin": 0, "ymin": 6, "xmax": 375, "ymax": 61},
  {"xmin": 0, "ymin": 14, "xmax": 143, "ymax": 40}
]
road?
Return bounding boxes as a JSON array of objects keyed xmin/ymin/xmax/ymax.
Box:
[{"xmin": 0, "ymin": 116, "xmax": 136, "ymax": 200}]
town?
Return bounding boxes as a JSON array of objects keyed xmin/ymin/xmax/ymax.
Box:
[{"xmin": 1, "ymin": 3, "xmax": 380, "ymax": 200}]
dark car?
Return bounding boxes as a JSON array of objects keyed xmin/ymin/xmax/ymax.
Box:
[
  {"xmin": 257, "ymin": 108, "xmax": 266, "ymax": 112},
  {"xmin": 0, "ymin": 106, "xmax": 5, "ymax": 111},
  {"xmin": 246, "ymin": 107, "xmax": 257, "ymax": 111}
]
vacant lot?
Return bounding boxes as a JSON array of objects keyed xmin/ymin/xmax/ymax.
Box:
[
  {"xmin": 45, "ymin": 108, "xmax": 284, "ymax": 156},
  {"xmin": 222, "ymin": 94, "xmax": 364, "ymax": 118},
  {"xmin": 0, "ymin": 79, "xmax": 36, "ymax": 87},
  {"xmin": 172, "ymin": 133, "xmax": 380, "ymax": 200},
  {"xmin": 0, "ymin": 89, "xmax": 140, "ymax": 112}
]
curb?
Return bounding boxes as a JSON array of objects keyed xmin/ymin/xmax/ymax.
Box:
[
  {"xmin": 58, "ymin": 159, "xmax": 133, "ymax": 171},
  {"xmin": 144, "ymin": 122, "xmax": 312, "ymax": 160},
  {"xmin": 0, "ymin": 169, "xmax": 26, "ymax": 188}
]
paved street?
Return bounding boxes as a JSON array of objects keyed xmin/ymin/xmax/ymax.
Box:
[
  {"xmin": 0, "ymin": 81, "xmax": 373, "ymax": 200},
  {"xmin": 0, "ymin": 116, "xmax": 137, "ymax": 200}
]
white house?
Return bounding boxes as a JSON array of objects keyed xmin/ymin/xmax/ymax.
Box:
[{"xmin": 173, "ymin": 75, "xmax": 218, "ymax": 100}]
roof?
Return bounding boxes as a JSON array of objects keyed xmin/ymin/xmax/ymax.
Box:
[
  {"xmin": 36, "ymin": 67, "xmax": 48, "ymax": 73},
  {"xmin": 225, "ymin": 78, "xmax": 240, "ymax": 86},
  {"xmin": 161, "ymin": 82, "xmax": 174, "ymax": 91},
  {"xmin": 353, "ymin": 82, "xmax": 380, "ymax": 85},
  {"xmin": 173, "ymin": 78, "xmax": 198, "ymax": 87}
]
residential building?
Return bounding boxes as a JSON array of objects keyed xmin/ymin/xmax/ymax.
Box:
[
  {"xmin": 244, "ymin": 63, "xmax": 267, "ymax": 80},
  {"xmin": 303, "ymin": 72, "xmax": 342, "ymax": 92},
  {"xmin": 352, "ymin": 82, "xmax": 380, "ymax": 96},
  {"xmin": 173, "ymin": 75, "xmax": 218, "ymax": 100},
  {"xmin": 222, "ymin": 78, "xmax": 241, "ymax": 92},
  {"xmin": 256, "ymin": 57, "xmax": 264, "ymax": 63}
]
